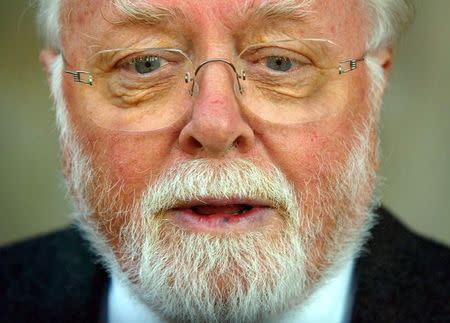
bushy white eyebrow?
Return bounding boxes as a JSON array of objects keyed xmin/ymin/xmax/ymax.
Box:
[
  {"xmin": 112, "ymin": 0, "xmax": 313, "ymax": 26},
  {"xmin": 243, "ymin": 0, "xmax": 313, "ymax": 22},
  {"xmin": 112, "ymin": 0, "xmax": 184, "ymax": 25}
]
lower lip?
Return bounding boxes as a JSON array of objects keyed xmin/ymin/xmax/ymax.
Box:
[{"xmin": 170, "ymin": 207, "xmax": 275, "ymax": 233}]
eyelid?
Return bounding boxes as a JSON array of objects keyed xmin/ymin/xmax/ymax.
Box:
[
  {"xmin": 242, "ymin": 46, "xmax": 313, "ymax": 65},
  {"xmin": 92, "ymin": 48, "xmax": 179, "ymax": 68},
  {"xmin": 119, "ymin": 55, "xmax": 168, "ymax": 68}
]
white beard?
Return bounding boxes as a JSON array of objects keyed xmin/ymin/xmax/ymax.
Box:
[{"xmin": 50, "ymin": 55, "xmax": 379, "ymax": 322}]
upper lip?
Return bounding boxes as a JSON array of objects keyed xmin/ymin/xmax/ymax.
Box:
[{"xmin": 172, "ymin": 197, "xmax": 273, "ymax": 209}]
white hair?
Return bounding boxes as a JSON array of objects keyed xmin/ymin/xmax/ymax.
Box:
[
  {"xmin": 362, "ymin": 0, "xmax": 413, "ymax": 109},
  {"xmin": 363, "ymin": 0, "xmax": 413, "ymax": 52},
  {"xmin": 48, "ymin": 55, "xmax": 93, "ymax": 216},
  {"xmin": 36, "ymin": 0, "xmax": 62, "ymax": 50}
]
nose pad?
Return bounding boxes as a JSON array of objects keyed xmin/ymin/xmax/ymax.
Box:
[{"xmin": 188, "ymin": 59, "xmax": 243, "ymax": 97}]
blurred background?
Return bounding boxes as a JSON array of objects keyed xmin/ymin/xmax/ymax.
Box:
[{"xmin": 0, "ymin": 0, "xmax": 449, "ymax": 246}]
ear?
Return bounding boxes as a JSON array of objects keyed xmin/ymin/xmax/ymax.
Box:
[
  {"xmin": 40, "ymin": 48, "xmax": 59, "ymax": 85},
  {"xmin": 376, "ymin": 47, "xmax": 394, "ymax": 81}
]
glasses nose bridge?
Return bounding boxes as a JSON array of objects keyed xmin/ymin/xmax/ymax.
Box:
[{"xmin": 187, "ymin": 58, "xmax": 244, "ymax": 96}]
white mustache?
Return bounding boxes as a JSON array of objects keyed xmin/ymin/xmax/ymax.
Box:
[{"xmin": 139, "ymin": 159, "xmax": 299, "ymax": 223}]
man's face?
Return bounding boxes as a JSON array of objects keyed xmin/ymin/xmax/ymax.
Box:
[{"xmin": 47, "ymin": 0, "xmax": 387, "ymax": 321}]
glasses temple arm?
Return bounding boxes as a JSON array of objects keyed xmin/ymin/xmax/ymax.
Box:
[
  {"xmin": 339, "ymin": 57, "xmax": 365, "ymax": 74},
  {"xmin": 61, "ymin": 53, "xmax": 93, "ymax": 86}
]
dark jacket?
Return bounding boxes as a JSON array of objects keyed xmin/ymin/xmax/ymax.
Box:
[{"xmin": 1, "ymin": 208, "xmax": 449, "ymax": 322}]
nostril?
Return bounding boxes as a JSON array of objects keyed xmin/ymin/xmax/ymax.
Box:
[
  {"xmin": 233, "ymin": 134, "xmax": 252, "ymax": 152},
  {"xmin": 234, "ymin": 136, "xmax": 243, "ymax": 148},
  {"xmin": 188, "ymin": 137, "xmax": 202, "ymax": 150}
]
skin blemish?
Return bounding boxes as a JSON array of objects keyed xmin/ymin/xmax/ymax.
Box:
[{"xmin": 310, "ymin": 131, "xmax": 319, "ymax": 143}]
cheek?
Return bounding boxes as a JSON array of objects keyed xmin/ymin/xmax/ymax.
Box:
[
  {"xmin": 263, "ymin": 69, "xmax": 370, "ymax": 185},
  {"xmin": 264, "ymin": 117, "xmax": 356, "ymax": 187},
  {"xmin": 94, "ymin": 131, "xmax": 178, "ymax": 191},
  {"xmin": 68, "ymin": 121, "xmax": 179, "ymax": 201},
  {"xmin": 62, "ymin": 76, "xmax": 180, "ymax": 197}
]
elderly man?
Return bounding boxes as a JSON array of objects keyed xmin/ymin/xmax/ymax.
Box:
[{"xmin": 1, "ymin": 0, "xmax": 449, "ymax": 322}]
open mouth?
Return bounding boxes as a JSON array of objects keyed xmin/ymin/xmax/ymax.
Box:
[
  {"xmin": 171, "ymin": 199, "xmax": 274, "ymax": 232},
  {"xmin": 191, "ymin": 204, "xmax": 254, "ymax": 216}
]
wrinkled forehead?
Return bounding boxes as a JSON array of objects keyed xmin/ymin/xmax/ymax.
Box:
[{"xmin": 60, "ymin": 0, "xmax": 367, "ymax": 55}]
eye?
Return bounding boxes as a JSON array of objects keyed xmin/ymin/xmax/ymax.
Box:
[
  {"xmin": 240, "ymin": 45, "xmax": 312, "ymax": 75},
  {"xmin": 265, "ymin": 56, "xmax": 292, "ymax": 72},
  {"xmin": 128, "ymin": 56, "xmax": 167, "ymax": 75}
]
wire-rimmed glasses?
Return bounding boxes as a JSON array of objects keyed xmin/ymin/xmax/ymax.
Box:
[{"xmin": 64, "ymin": 38, "xmax": 365, "ymax": 132}]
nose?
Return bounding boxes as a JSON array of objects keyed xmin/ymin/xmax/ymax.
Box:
[{"xmin": 178, "ymin": 61, "xmax": 255, "ymax": 157}]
